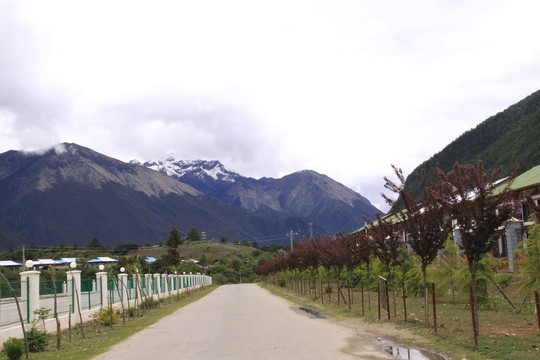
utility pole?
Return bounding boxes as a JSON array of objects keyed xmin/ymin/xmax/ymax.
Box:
[
  {"xmin": 309, "ymin": 222, "xmax": 313, "ymax": 240},
  {"xmin": 287, "ymin": 230, "xmax": 298, "ymax": 251}
]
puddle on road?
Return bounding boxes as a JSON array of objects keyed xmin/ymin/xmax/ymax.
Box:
[
  {"xmin": 298, "ymin": 306, "xmax": 327, "ymax": 318},
  {"xmin": 380, "ymin": 340, "xmax": 447, "ymax": 360},
  {"xmin": 297, "ymin": 306, "xmax": 447, "ymax": 360}
]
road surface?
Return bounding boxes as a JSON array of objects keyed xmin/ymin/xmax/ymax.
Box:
[{"xmin": 92, "ymin": 284, "xmax": 393, "ymax": 359}]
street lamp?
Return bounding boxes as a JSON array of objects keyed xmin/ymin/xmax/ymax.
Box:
[
  {"xmin": 25, "ymin": 260, "xmax": 34, "ymax": 269},
  {"xmin": 99, "ymin": 264, "xmax": 105, "ymax": 271},
  {"xmin": 70, "ymin": 262, "xmax": 77, "ymax": 269}
]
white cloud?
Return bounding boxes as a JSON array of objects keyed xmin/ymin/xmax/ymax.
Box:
[{"xmin": 1, "ymin": 0, "xmax": 540, "ymax": 212}]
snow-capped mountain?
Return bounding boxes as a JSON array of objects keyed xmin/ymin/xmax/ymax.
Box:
[
  {"xmin": 130, "ymin": 156, "xmax": 240, "ymax": 196},
  {"xmin": 133, "ymin": 157, "xmax": 383, "ymax": 235}
]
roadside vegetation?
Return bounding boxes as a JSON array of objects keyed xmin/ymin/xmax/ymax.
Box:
[
  {"xmin": 257, "ymin": 161, "xmax": 540, "ymax": 359},
  {"xmin": 0, "ymin": 284, "xmax": 216, "ymax": 360}
]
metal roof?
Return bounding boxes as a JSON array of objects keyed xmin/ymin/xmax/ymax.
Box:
[
  {"xmin": 0, "ymin": 260, "xmax": 23, "ymax": 267},
  {"xmin": 88, "ymin": 257, "xmax": 118, "ymax": 263}
]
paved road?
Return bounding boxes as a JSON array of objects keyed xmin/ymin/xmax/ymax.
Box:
[{"xmin": 93, "ymin": 284, "xmax": 392, "ymax": 360}]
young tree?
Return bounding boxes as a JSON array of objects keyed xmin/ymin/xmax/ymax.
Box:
[
  {"xmin": 186, "ymin": 227, "xmax": 200, "ymax": 242},
  {"xmin": 87, "ymin": 237, "xmax": 104, "ymax": 249},
  {"xmin": 163, "ymin": 227, "xmax": 183, "ymax": 267},
  {"xmin": 365, "ymin": 214, "xmax": 405, "ymax": 316},
  {"xmin": 433, "ymin": 160, "xmax": 519, "ymax": 341},
  {"xmin": 383, "ymin": 165, "xmax": 451, "ymax": 326}
]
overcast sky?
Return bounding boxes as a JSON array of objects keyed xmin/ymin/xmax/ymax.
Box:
[{"xmin": 1, "ymin": 0, "xmax": 540, "ymax": 211}]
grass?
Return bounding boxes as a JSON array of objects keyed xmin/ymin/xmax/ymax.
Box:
[
  {"xmin": 134, "ymin": 241, "xmax": 260, "ymax": 264},
  {"xmin": 1, "ymin": 285, "xmax": 217, "ymax": 360},
  {"xmin": 260, "ymin": 279, "xmax": 540, "ymax": 360}
]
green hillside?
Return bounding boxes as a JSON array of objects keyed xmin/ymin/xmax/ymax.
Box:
[{"xmin": 404, "ymin": 89, "xmax": 540, "ymax": 197}]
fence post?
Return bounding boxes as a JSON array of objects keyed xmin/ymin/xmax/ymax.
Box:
[
  {"xmin": 96, "ymin": 271, "xmax": 108, "ymax": 308},
  {"xmin": 153, "ymin": 274, "xmax": 161, "ymax": 297},
  {"xmin": 118, "ymin": 273, "xmax": 129, "ymax": 308},
  {"xmin": 66, "ymin": 270, "xmax": 82, "ymax": 317},
  {"xmin": 133, "ymin": 273, "xmax": 142, "ymax": 305},
  {"xmin": 144, "ymin": 274, "xmax": 152, "ymax": 298},
  {"xmin": 19, "ymin": 270, "xmax": 40, "ymax": 323}
]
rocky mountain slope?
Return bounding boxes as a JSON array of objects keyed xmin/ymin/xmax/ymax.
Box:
[
  {"xmin": 0, "ymin": 144, "xmax": 314, "ymax": 249},
  {"xmin": 134, "ymin": 157, "xmax": 381, "ymax": 235}
]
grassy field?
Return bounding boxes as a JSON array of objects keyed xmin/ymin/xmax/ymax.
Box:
[
  {"xmin": 133, "ymin": 241, "xmax": 264, "ymax": 264},
  {"xmin": 0, "ymin": 285, "xmax": 217, "ymax": 360},
  {"xmin": 261, "ymin": 278, "xmax": 540, "ymax": 360}
]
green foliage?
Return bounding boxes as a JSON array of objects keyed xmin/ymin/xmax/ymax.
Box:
[
  {"xmin": 26, "ymin": 327, "xmax": 48, "ymax": 352},
  {"xmin": 516, "ymin": 222, "xmax": 540, "ymax": 293},
  {"xmin": 33, "ymin": 307, "xmax": 51, "ymax": 331},
  {"xmin": 2, "ymin": 337, "xmax": 25, "ymax": 360},
  {"xmin": 87, "ymin": 237, "xmax": 104, "ymax": 249},
  {"xmin": 126, "ymin": 307, "xmax": 136, "ymax": 317},
  {"xmin": 163, "ymin": 227, "xmax": 183, "ymax": 267},
  {"xmin": 186, "ymin": 227, "xmax": 200, "ymax": 242},
  {"xmin": 165, "ymin": 227, "xmax": 183, "ymax": 248},
  {"xmin": 198, "ymin": 253, "xmax": 208, "ymax": 267},
  {"xmin": 92, "ymin": 307, "xmax": 121, "ymax": 327},
  {"xmin": 404, "ymin": 89, "xmax": 540, "ymax": 202}
]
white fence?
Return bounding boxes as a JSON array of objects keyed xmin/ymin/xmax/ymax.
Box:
[{"xmin": 0, "ymin": 270, "xmax": 212, "ymax": 344}]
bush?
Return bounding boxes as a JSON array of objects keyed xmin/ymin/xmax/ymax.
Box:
[
  {"xmin": 26, "ymin": 327, "xmax": 48, "ymax": 352},
  {"xmin": 3, "ymin": 337, "xmax": 25, "ymax": 360},
  {"xmin": 126, "ymin": 307, "xmax": 136, "ymax": 317},
  {"xmin": 92, "ymin": 307, "xmax": 121, "ymax": 327}
]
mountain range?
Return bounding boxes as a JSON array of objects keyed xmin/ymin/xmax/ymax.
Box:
[
  {"xmin": 133, "ymin": 157, "xmax": 377, "ymax": 236},
  {"xmin": 0, "ymin": 144, "xmax": 381, "ymax": 250}
]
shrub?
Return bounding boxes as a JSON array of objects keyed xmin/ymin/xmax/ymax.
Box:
[
  {"xmin": 3, "ymin": 337, "xmax": 25, "ymax": 360},
  {"xmin": 92, "ymin": 308, "xmax": 121, "ymax": 327},
  {"xmin": 126, "ymin": 307, "xmax": 136, "ymax": 317},
  {"xmin": 26, "ymin": 327, "xmax": 48, "ymax": 352},
  {"xmin": 140, "ymin": 298, "xmax": 159, "ymax": 310}
]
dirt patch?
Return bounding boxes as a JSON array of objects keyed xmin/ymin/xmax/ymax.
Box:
[{"xmin": 337, "ymin": 317, "xmax": 434, "ymax": 358}]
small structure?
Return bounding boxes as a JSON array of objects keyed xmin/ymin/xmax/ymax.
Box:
[
  {"xmin": 0, "ymin": 260, "xmax": 22, "ymax": 271},
  {"xmin": 33, "ymin": 259, "xmax": 58, "ymax": 269},
  {"xmin": 88, "ymin": 256, "xmax": 118, "ymax": 266},
  {"xmin": 144, "ymin": 257, "xmax": 157, "ymax": 263}
]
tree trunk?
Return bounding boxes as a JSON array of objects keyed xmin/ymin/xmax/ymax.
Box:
[{"xmin": 470, "ymin": 263, "xmax": 480, "ymax": 340}]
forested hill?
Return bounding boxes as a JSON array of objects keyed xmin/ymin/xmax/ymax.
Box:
[{"xmin": 404, "ymin": 89, "xmax": 540, "ymax": 197}]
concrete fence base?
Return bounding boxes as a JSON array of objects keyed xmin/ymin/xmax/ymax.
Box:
[{"xmin": 0, "ymin": 271, "xmax": 212, "ymax": 346}]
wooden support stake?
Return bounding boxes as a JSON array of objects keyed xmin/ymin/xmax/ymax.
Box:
[
  {"xmin": 402, "ymin": 281, "xmax": 407, "ymax": 322},
  {"xmin": 469, "ymin": 285, "xmax": 478, "ymax": 347},
  {"xmin": 361, "ymin": 280, "xmax": 365, "ymax": 316},
  {"xmin": 535, "ymin": 291, "xmax": 540, "ymax": 333},
  {"xmin": 432, "ymin": 282, "xmax": 437, "ymax": 333}
]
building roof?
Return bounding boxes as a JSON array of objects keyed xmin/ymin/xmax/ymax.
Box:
[
  {"xmin": 510, "ymin": 165, "xmax": 540, "ymax": 191},
  {"xmin": 34, "ymin": 259, "xmax": 57, "ymax": 266},
  {"xmin": 144, "ymin": 257, "xmax": 157, "ymax": 263},
  {"xmin": 88, "ymin": 256, "xmax": 118, "ymax": 263},
  {"xmin": 0, "ymin": 260, "xmax": 23, "ymax": 267}
]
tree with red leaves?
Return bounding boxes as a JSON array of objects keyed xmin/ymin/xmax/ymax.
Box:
[
  {"xmin": 433, "ymin": 160, "xmax": 520, "ymax": 342},
  {"xmin": 383, "ymin": 165, "xmax": 451, "ymax": 326},
  {"xmin": 365, "ymin": 213, "xmax": 405, "ymax": 316}
]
